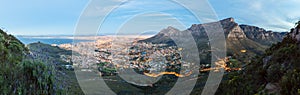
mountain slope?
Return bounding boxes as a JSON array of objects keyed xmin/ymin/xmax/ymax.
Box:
[
  {"xmin": 216, "ymin": 23, "xmax": 300, "ymax": 95},
  {"xmin": 0, "ymin": 29, "xmax": 27, "ymax": 62},
  {"xmin": 27, "ymin": 42, "xmax": 84, "ymax": 94},
  {"xmin": 0, "ymin": 29, "xmax": 56, "ymax": 94},
  {"xmin": 192, "ymin": 18, "xmax": 268, "ymax": 56},
  {"xmin": 0, "ymin": 29, "xmax": 83, "ymax": 94},
  {"xmin": 139, "ymin": 26, "xmax": 181, "ymax": 45}
]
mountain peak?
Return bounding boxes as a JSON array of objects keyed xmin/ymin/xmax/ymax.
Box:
[
  {"xmin": 166, "ymin": 26, "xmax": 177, "ymax": 30},
  {"xmin": 221, "ymin": 17, "xmax": 235, "ymax": 23}
]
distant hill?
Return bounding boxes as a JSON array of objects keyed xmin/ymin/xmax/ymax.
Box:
[{"xmin": 139, "ymin": 18, "xmax": 286, "ymax": 63}]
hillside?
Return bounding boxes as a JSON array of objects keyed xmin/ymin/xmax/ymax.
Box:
[
  {"xmin": 216, "ymin": 23, "xmax": 300, "ymax": 95},
  {"xmin": 0, "ymin": 29, "xmax": 56, "ymax": 94},
  {"xmin": 0, "ymin": 29, "xmax": 83, "ymax": 94},
  {"xmin": 27, "ymin": 42, "xmax": 84, "ymax": 94}
]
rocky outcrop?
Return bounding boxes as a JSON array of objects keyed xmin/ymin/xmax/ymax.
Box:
[
  {"xmin": 240, "ymin": 25, "xmax": 287, "ymax": 45},
  {"xmin": 264, "ymin": 83, "xmax": 281, "ymax": 94},
  {"xmin": 220, "ymin": 17, "xmax": 247, "ymax": 39},
  {"xmin": 289, "ymin": 27, "xmax": 300, "ymax": 41},
  {"xmin": 263, "ymin": 56, "xmax": 272, "ymax": 68},
  {"xmin": 227, "ymin": 25, "xmax": 247, "ymax": 39}
]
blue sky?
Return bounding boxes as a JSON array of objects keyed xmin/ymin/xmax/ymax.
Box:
[{"xmin": 1, "ymin": 0, "xmax": 300, "ymax": 35}]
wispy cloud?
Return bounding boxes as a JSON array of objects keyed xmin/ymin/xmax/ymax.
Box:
[
  {"xmin": 211, "ymin": 0, "xmax": 300, "ymax": 31},
  {"xmin": 143, "ymin": 13, "xmax": 171, "ymax": 17},
  {"xmin": 112, "ymin": 0, "xmax": 128, "ymax": 2},
  {"xmin": 250, "ymin": 1, "xmax": 262, "ymax": 10}
]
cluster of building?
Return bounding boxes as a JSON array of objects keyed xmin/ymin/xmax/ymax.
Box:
[
  {"xmin": 126, "ymin": 42, "xmax": 185, "ymax": 73},
  {"xmin": 59, "ymin": 36, "xmax": 242, "ymax": 77},
  {"xmin": 92, "ymin": 41, "xmax": 197, "ymax": 76}
]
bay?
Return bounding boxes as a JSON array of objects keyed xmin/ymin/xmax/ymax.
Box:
[{"xmin": 16, "ymin": 36, "xmax": 94, "ymax": 45}]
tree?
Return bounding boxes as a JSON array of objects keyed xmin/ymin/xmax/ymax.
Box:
[{"xmin": 295, "ymin": 20, "xmax": 300, "ymax": 28}]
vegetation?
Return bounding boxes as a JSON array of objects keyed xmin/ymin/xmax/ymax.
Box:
[
  {"xmin": 0, "ymin": 29, "xmax": 56, "ymax": 94},
  {"xmin": 27, "ymin": 42, "xmax": 84, "ymax": 94},
  {"xmin": 98, "ymin": 62, "xmax": 117, "ymax": 76},
  {"xmin": 0, "ymin": 29, "xmax": 83, "ymax": 94},
  {"xmin": 216, "ymin": 23, "xmax": 300, "ymax": 95}
]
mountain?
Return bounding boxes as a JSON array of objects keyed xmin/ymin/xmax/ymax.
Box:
[
  {"xmin": 140, "ymin": 18, "xmax": 286, "ymax": 46},
  {"xmin": 216, "ymin": 23, "xmax": 300, "ymax": 95},
  {"xmin": 139, "ymin": 18, "xmax": 286, "ymax": 63},
  {"xmin": 139, "ymin": 26, "xmax": 182, "ymax": 45}
]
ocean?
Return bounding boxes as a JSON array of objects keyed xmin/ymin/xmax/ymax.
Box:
[{"xmin": 16, "ymin": 36, "xmax": 94, "ymax": 45}]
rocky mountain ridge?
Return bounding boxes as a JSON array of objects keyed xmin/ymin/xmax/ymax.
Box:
[
  {"xmin": 240, "ymin": 24, "xmax": 287, "ymax": 45},
  {"xmin": 141, "ymin": 17, "xmax": 286, "ymax": 44},
  {"xmin": 139, "ymin": 18, "xmax": 287, "ymax": 64}
]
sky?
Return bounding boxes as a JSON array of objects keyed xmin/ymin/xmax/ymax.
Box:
[{"xmin": 0, "ymin": 0, "xmax": 300, "ymax": 35}]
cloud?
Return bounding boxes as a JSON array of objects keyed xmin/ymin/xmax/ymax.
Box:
[
  {"xmin": 112, "ymin": 0, "xmax": 128, "ymax": 2},
  {"xmin": 82, "ymin": 0, "xmax": 128, "ymax": 17},
  {"xmin": 143, "ymin": 13, "xmax": 171, "ymax": 17},
  {"xmin": 215, "ymin": 0, "xmax": 300, "ymax": 31},
  {"xmin": 250, "ymin": 1, "xmax": 262, "ymax": 10}
]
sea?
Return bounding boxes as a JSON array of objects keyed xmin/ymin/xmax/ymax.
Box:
[{"xmin": 16, "ymin": 36, "xmax": 94, "ymax": 45}]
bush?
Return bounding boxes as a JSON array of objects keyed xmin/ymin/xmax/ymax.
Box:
[
  {"xmin": 0, "ymin": 29, "xmax": 58, "ymax": 94},
  {"xmin": 280, "ymin": 70, "xmax": 300, "ymax": 95}
]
